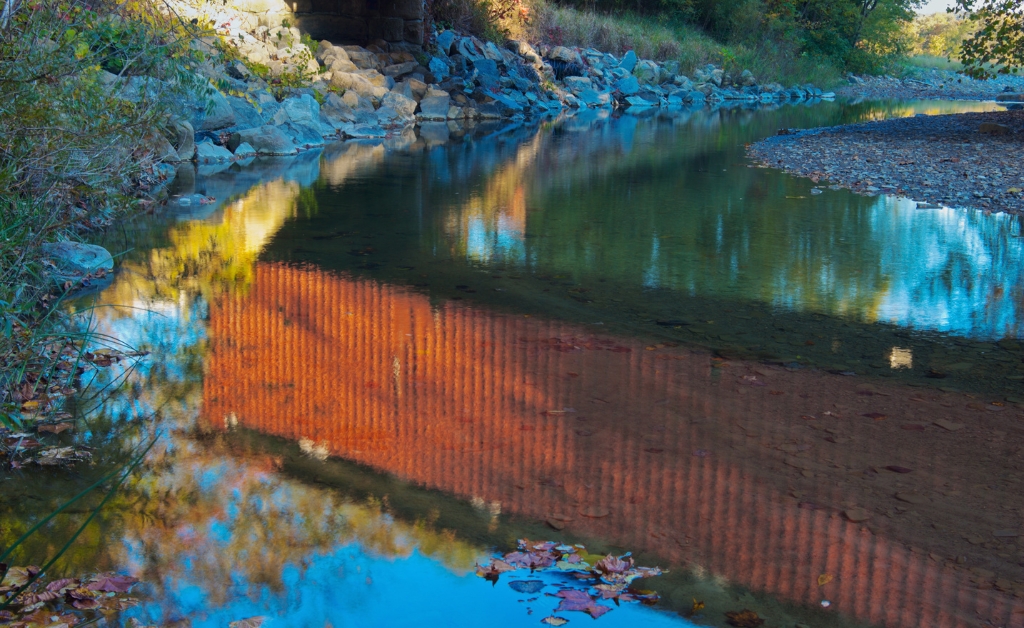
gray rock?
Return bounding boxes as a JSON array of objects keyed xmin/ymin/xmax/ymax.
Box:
[
  {"xmin": 548, "ymin": 46, "xmax": 581, "ymax": 65},
  {"xmin": 563, "ymin": 76, "xmax": 592, "ymax": 93},
  {"xmin": 384, "ymin": 61, "xmax": 418, "ymax": 77},
  {"xmin": 321, "ymin": 92, "xmax": 356, "ymax": 127},
  {"xmin": 346, "ymin": 124, "xmax": 387, "ymax": 139},
  {"xmin": 619, "ymin": 50, "xmax": 637, "ymax": 73},
  {"xmin": 490, "ymin": 92, "xmax": 524, "ymax": 115},
  {"xmin": 615, "ymin": 75, "xmax": 640, "ymax": 95},
  {"xmin": 147, "ymin": 133, "xmax": 179, "ymax": 162},
  {"xmin": 673, "ymin": 75, "xmax": 693, "ymax": 91},
  {"xmin": 233, "ymin": 142, "xmax": 257, "ymax": 158},
  {"xmin": 196, "ymin": 140, "xmax": 234, "ymax": 162},
  {"xmin": 41, "ymin": 242, "xmax": 114, "ymax": 279},
  {"xmin": 229, "ymin": 125, "xmax": 298, "ymax": 155},
  {"xmin": 280, "ymin": 94, "xmax": 321, "ymax": 125},
  {"xmin": 228, "ymin": 96, "xmax": 264, "ymax": 129},
  {"xmin": 428, "ymin": 56, "xmax": 450, "ymax": 81},
  {"xmin": 381, "ymin": 91, "xmax": 417, "ymax": 118},
  {"xmin": 171, "ymin": 120, "xmax": 195, "ymax": 162},
  {"xmin": 578, "ymin": 89, "xmax": 609, "ymax": 107},
  {"xmin": 281, "ymin": 121, "xmax": 325, "ymax": 147},
  {"xmin": 199, "ymin": 88, "xmax": 236, "ymax": 131},
  {"xmin": 625, "ymin": 95, "xmax": 655, "ymax": 107},
  {"xmin": 435, "ymin": 30, "xmax": 456, "ymax": 55},
  {"xmin": 739, "ymin": 69, "xmax": 757, "ymax": 87},
  {"xmin": 634, "ymin": 60, "xmax": 659, "ymax": 85},
  {"xmin": 417, "ymin": 95, "xmax": 450, "ymax": 120},
  {"xmin": 685, "ymin": 90, "xmax": 706, "ymax": 103}
]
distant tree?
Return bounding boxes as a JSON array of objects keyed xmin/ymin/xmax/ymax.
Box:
[
  {"xmin": 953, "ymin": 0, "xmax": 1023, "ymax": 77},
  {"xmin": 909, "ymin": 12, "xmax": 973, "ymax": 57}
]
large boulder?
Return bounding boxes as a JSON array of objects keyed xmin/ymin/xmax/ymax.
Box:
[
  {"xmin": 321, "ymin": 93, "xmax": 356, "ymax": 128},
  {"xmin": 228, "ymin": 96, "xmax": 264, "ymax": 129},
  {"xmin": 228, "ymin": 125, "xmax": 298, "ymax": 155},
  {"xmin": 381, "ymin": 91, "xmax": 417, "ymax": 118},
  {"xmin": 196, "ymin": 140, "xmax": 234, "ymax": 162},
  {"xmin": 548, "ymin": 46, "xmax": 582, "ymax": 65},
  {"xmin": 199, "ymin": 88, "xmax": 236, "ymax": 131},
  {"xmin": 634, "ymin": 60, "xmax": 659, "ymax": 85},
  {"xmin": 417, "ymin": 95, "xmax": 450, "ymax": 120},
  {"xmin": 279, "ymin": 94, "xmax": 321, "ymax": 125},
  {"xmin": 615, "ymin": 75, "xmax": 640, "ymax": 95}
]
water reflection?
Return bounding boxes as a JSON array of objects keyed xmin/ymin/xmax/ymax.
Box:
[
  {"xmin": 203, "ymin": 262, "xmax": 1024, "ymax": 628},
  {"xmin": 44, "ymin": 99, "xmax": 1024, "ymax": 628}
]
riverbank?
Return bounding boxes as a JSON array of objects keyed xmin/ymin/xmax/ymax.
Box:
[
  {"xmin": 840, "ymin": 68, "xmax": 1024, "ymax": 101},
  {"xmin": 747, "ymin": 109, "xmax": 1024, "ymax": 214}
]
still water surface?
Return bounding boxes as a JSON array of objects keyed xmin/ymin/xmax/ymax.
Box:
[{"xmin": 5, "ymin": 99, "xmax": 1024, "ymax": 628}]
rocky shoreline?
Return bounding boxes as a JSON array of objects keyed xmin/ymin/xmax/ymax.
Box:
[
  {"xmin": 131, "ymin": 0, "xmax": 837, "ymax": 169},
  {"xmin": 747, "ymin": 109, "xmax": 1024, "ymax": 214},
  {"xmin": 840, "ymin": 68, "xmax": 1024, "ymax": 101}
]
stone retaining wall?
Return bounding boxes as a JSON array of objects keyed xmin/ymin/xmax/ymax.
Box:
[{"xmin": 228, "ymin": 0, "xmax": 424, "ymax": 45}]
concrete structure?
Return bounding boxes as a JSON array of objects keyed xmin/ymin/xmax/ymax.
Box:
[{"xmin": 230, "ymin": 0, "xmax": 424, "ymax": 45}]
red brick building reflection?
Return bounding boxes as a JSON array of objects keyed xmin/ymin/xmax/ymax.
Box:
[{"xmin": 204, "ymin": 263, "xmax": 1022, "ymax": 628}]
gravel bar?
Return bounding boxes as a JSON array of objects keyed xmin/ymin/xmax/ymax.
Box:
[{"xmin": 747, "ymin": 110, "xmax": 1024, "ymax": 214}]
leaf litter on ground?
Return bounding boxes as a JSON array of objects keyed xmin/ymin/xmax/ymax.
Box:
[{"xmin": 475, "ymin": 539, "xmax": 663, "ymax": 623}]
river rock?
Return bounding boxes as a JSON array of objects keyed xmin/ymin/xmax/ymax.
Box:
[
  {"xmin": 979, "ymin": 122, "xmax": 1010, "ymax": 135},
  {"xmin": 196, "ymin": 140, "xmax": 234, "ymax": 162},
  {"xmin": 280, "ymin": 94, "xmax": 320, "ymax": 125},
  {"xmin": 548, "ymin": 46, "xmax": 582, "ymax": 65},
  {"xmin": 171, "ymin": 120, "xmax": 195, "ymax": 161},
  {"xmin": 739, "ymin": 69, "xmax": 757, "ymax": 87},
  {"xmin": 229, "ymin": 125, "xmax": 298, "ymax": 155},
  {"xmin": 228, "ymin": 96, "xmax": 264, "ymax": 130},
  {"xmin": 634, "ymin": 60, "xmax": 659, "ymax": 85},
  {"xmin": 417, "ymin": 95, "xmax": 450, "ymax": 120},
  {"xmin": 435, "ymin": 30, "xmax": 456, "ymax": 55},
  {"xmin": 281, "ymin": 121, "xmax": 325, "ymax": 147},
  {"xmin": 199, "ymin": 88, "xmax": 236, "ymax": 130},
  {"xmin": 381, "ymin": 91, "xmax": 417, "ymax": 119},
  {"xmin": 428, "ymin": 56, "xmax": 450, "ymax": 81},
  {"xmin": 615, "ymin": 75, "xmax": 640, "ymax": 95},
  {"xmin": 233, "ymin": 142, "xmax": 257, "ymax": 158},
  {"xmin": 321, "ymin": 93, "xmax": 356, "ymax": 127},
  {"xmin": 41, "ymin": 242, "xmax": 114, "ymax": 278},
  {"xmin": 619, "ymin": 50, "xmax": 637, "ymax": 72},
  {"xmin": 563, "ymin": 76, "xmax": 592, "ymax": 93}
]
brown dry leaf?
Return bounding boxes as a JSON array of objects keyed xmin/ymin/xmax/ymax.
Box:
[
  {"xmin": 818, "ymin": 573, "xmax": 834, "ymax": 586},
  {"xmin": 37, "ymin": 423, "xmax": 74, "ymax": 435},
  {"xmin": 229, "ymin": 618, "xmax": 267, "ymax": 628}
]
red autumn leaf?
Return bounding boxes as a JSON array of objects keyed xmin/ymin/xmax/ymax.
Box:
[{"xmin": 46, "ymin": 578, "xmax": 79, "ymax": 592}]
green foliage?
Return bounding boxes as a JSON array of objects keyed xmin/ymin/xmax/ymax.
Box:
[
  {"xmin": 908, "ymin": 11, "xmax": 973, "ymax": 57},
  {"xmin": 527, "ymin": 0, "xmax": 919, "ymax": 72},
  {"xmin": 953, "ymin": 0, "xmax": 1022, "ymax": 78},
  {"xmin": 0, "ymin": 0, "xmax": 203, "ymax": 415}
]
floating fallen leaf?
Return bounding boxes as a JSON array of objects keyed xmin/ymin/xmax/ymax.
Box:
[
  {"xmin": 556, "ymin": 590, "xmax": 613, "ymax": 618},
  {"xmin": 818, "ymin": 573, "xmax": 834, "ymax": 586},
  {"xmin": 595, "ymin": 555, "xmax": 632, "ymax": 574},
  {"xmin": 725, "ymin": 609, "xmax": 765, "ymax": 627},
  {"xmin": 691, "ymin": 598, "xmax": 705, "ymax": 614},
  {"xmin": 87, "ymin": 573, "xmax": 138, "ymax": 593},
  {"xmin": 541, "ymin": 617, "xmax": 569, "ymax": 626},
  {"xmin": 229, "ymin": 617, "xmax": 267, "ymax": 628}
]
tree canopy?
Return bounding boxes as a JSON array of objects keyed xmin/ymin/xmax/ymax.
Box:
[{"xmin": 954, "ymin": 0, "xmax": 1023, "ymax": 77}]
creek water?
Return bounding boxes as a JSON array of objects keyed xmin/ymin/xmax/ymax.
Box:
[{"xmin": 4, "ymin": 99, "xmax": 1024, "ymax": 628}]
